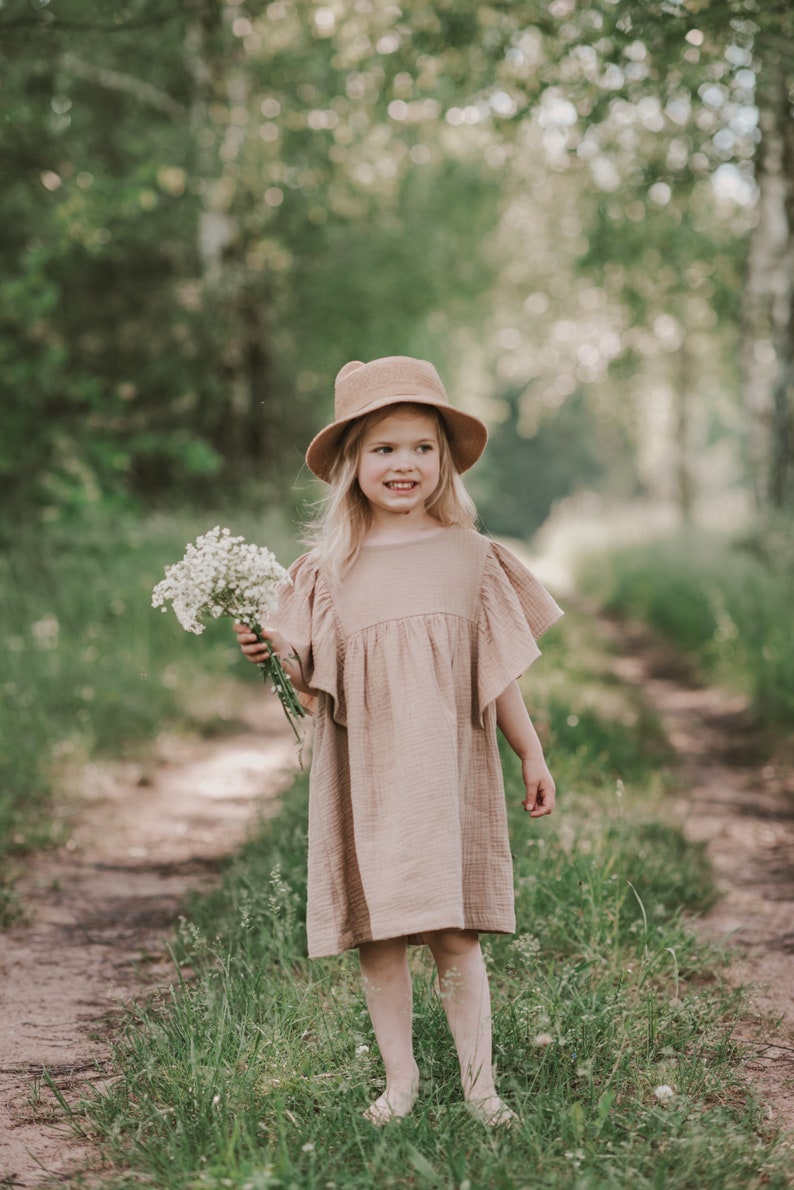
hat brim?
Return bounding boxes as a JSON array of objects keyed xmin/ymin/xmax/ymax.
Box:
[{"xmin": 305, "ymin": 394, "xmax": 488, "ymax": 482}]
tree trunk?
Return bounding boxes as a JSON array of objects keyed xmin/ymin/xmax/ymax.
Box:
[
  {"xmin": 674, "ymin": 335, "xmax": 694, "ymax": 522},
  {"xmin": 183, "ymin": 1, "xmax": 274, "ymax": 475},
  {"xmin": 771, "ymin": 63, "xmax": 794, "ymax": 509},
  {"xmin": 741, "ymin": 51, "xmax": 794, "ymax": 510},
  {"xmin": 184, "ymin": 0, "xmax": 232, "ymax": 283}
]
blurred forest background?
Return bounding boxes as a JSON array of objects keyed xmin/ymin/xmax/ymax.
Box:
[
  {"xmin": 2, "ymin": 0, "xmax": 794, "ymax": 879},
  {"xmin": 5, "ymin": 10, "xmax": 794, "ymax": 1183},
  {"xmin": 2, "ymin": 0, "xmax": 793, "ymax": 535}
]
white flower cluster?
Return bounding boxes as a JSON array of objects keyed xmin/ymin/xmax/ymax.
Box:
[{"xmin": 151, "ymin": 526, "xmax": 290, "ymax": 635}]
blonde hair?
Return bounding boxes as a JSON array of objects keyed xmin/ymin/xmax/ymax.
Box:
[{"xmin": 304, "ymin": 403, "xmax": 478, "ymax": 580}]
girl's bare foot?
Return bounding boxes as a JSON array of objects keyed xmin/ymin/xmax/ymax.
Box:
[
  {"xmin": 465, "ymin": 1094, "xmax": 519, "ymax": 1128},
  {"xmin": 363, "ymin": 1076, "xmax": 419, "ymax": 1125}
]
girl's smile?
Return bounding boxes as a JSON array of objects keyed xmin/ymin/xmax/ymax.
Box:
[{"xmin": 357, "ymin": 409, "xmax": 441, "ymax": 527}]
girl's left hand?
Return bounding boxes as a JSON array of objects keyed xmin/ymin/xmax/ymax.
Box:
[{"xmin": 521, "ymin": 758, "xmax": 556, "ymax": 817}]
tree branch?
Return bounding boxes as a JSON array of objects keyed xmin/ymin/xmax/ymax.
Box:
[
  {"xmin": 0, "ymin": 7, "xmax": 184, "ymax": 34},
  {"xmin": 60, "ymin": 53, "xmax": 186, "ymax": 119}
]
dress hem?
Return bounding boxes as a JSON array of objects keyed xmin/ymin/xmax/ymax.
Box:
[{"xmin": 308, "ymin": 915, "xmax": 516, "ymax": 959}]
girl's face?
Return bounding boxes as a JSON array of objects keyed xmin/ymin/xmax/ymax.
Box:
[{"xmin": 356, "ymin": 407, "xmax": 441, "ymax": 524}]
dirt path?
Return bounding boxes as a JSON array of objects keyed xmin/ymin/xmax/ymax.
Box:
[
  {"xmin": 604, "ymin": 617, "xmax": 794, "ymax": 1139},
  {"xmin": 2, "ymin": 616, "xmax": 793, "ymax": 1186},
  {"xmin": 0, "ymin": 695, "xmax": 300, "ymax": 1188}
]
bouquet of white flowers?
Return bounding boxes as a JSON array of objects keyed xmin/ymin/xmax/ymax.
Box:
[{"xmin": 152, "ymin": 526, "xmax": 306, "ymax": 741}]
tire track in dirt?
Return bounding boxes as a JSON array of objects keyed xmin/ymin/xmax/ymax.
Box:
[
  {"xmin": 603, "ymin": 616, "xmax": 794, "ymax": 1142},
  {"xmin": 0, "ymin": 696, "xmax": 300, "ymax": 1188}
]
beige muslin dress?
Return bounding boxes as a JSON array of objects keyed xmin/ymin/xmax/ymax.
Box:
[{"xmin": 272, "ymin": 525, "xmax": 562, "ymax": 958}]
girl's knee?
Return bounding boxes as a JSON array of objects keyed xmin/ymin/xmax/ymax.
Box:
[
  {"xmin": 359, "ymin": 936, "xmax": 408, "ymax": 970},
  {"xmin": 425, "ymin": 928, "xmax": 480, "ymax": 960}
]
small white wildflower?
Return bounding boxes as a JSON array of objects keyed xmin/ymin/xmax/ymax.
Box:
[
  {"xmin": 533, "ymin": 1032, "xmax": 554, "ymax": 1047},
  {"xmin": 152, "ymin": 527, "xmax": 306, "ymax": 742},
  {"xmin": 355, "ymin": 1044, "xmax": 370, "ymax": 1055},
  {"xmin": 32, "ymin": 615, "xmax": 60, "ymax": 650},
  {"xmin": 301, "ymin": 1142, "xmax": 315, "ymax": 1153},
  {"xmin": 565, "ymin": 1149, "xmax": 585, "ymax": 1170},
  {"xmin": 211, "ymin": 1093, "xmax": 221, "ymax": 1107},
  {"xmin": 512, "ymin": 933, "xmax": 542, "ymax": 962},
  {"xmin": 654, "ymin": 1084, "xmax": 675, "ymax": 1101},
  {"xmin": 151, "ymin": 526, "xmax": 290, "ymax": 635}
]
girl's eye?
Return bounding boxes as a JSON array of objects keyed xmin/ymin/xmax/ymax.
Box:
[
  {"xmin": 374, "ymin": 445, "xmax": 392, "ymax": 454},
  {"xmin": 417, "ymin": 443, "xmax": 434, "ymax": 453}
]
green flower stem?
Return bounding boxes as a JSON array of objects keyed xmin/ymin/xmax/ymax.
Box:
[{"xmin": 248, "ymin": 625, "xmax": 307, "ymax": 743}]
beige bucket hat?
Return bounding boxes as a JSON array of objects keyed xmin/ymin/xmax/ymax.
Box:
[{"xmin": 305, "ymin": 356, "xmax": 488, "ymax": 482}]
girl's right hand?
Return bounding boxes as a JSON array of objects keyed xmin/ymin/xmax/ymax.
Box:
[{"xmin": 232, "ymin": 621, "xmax": 287, "ymax": 665}]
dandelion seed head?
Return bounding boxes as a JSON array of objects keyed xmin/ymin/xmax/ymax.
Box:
[{"xmin": 654, "ymin": 1084, "xmax": 675, "ymax": 1101}]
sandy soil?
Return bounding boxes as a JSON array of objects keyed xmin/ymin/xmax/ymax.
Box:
[
  {"xmin": 0, "ymin": 695, "xmax": 300, "ymax": 1188},
  {"xmin": 604, "ymin": 617, "xmax": 794, "ymax": 1144}
]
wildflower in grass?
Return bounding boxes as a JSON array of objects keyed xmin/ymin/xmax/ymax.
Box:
[
  {"xmin": 355, "ymin": 1044, "xmax": 370, "ymax": 1055},
  {"xmin": 152, "ymin": 526, "xmax": 306, "ymax": 740},
  {"xmin": 239, "ymin": 889, "xmax": 253, "ymax": 932},
  {"xmin": 32, "ymin": 615, "xmax": 59, "ymax": 650},
  {"xmin": 533, "ymin": 1031, "xmax": 554, "ymax": 1046},
  {"xmin": 301, "ymin": 1142, "xmax": 315, "ymax": 1153},
  {"xmin": 654, "ymin": 1084, "xmax": 675, "ymax": 1101},
  {"xmin": 267, "ymin": 865, "xmax": 292, "ymax": 915},
  {"xmin": 511, "ymin": 932, "xmax": 542, "ymax": 963}
]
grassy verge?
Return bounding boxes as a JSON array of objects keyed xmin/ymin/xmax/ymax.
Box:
[
  {"xmin": 0, "ymin": 509, "xmax": 296, "ymax": 919},
  {"xmin": 78, "ymin": 606, "xmax": 789, "ymax": 1189},
  {"xmin": 576, "ymin": 525, "xmax": 794, "ymax": 729}
]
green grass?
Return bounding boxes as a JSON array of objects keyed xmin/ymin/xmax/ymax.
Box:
[
  {"xmin": 0, "ymin": 509, "xmax": 297, "ymax": 918},
  {"xmin": 576, "ymin": 525, "xmax": 794, "ymax": 728},
  {"xmin": 76, "ymin": 606, "xmax": 790, "ymax": 1189}
]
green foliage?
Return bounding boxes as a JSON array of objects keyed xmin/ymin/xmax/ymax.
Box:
[
  {"xmin": 2, "ymin": 0, "xmax": 785, "ymax": 534},
  {"xmin": 0, "ymin": 0, "xmax": 510, "ymax": 526},
  {"xmin": 578, "ymin": 527, "xmax": 794, "ymax": 727},
  {"xmin": 76, "ymin": 608, "xmax": 790, "ymax": 1188},
  {"xmin": 474, "ymin": 388, "xmax": 631, "ymax": 539}
]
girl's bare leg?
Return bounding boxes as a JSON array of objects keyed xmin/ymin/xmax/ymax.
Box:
[
  {"xmin": 425, "ymin": 929, "xmax": 517, "ymax": 1126},
  {"xmin": 358, "ymin": 937, "xmax": 420, "ymax": 1123}
]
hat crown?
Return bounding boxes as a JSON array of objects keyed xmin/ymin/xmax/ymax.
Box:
[
  {"xmin": 306, "ymin": 355, "xmax": 488, "ymax": 481},
  {"xmin": 334, "ymin": 356, "xmax": 449, "ymax": 421}
]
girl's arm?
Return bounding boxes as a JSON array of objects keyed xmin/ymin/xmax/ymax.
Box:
[
  {"xmin": 495, "ymin": 679, "xmax": 556, "ymax": 817},
  {"xmin": 232, "ymin": 622, "xmax": 312, "ymax": 695}
]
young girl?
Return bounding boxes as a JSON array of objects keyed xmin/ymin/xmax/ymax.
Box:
[{"xmin": 234, "ymin": 356, "xmax": 562, "ymax": 1127}]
